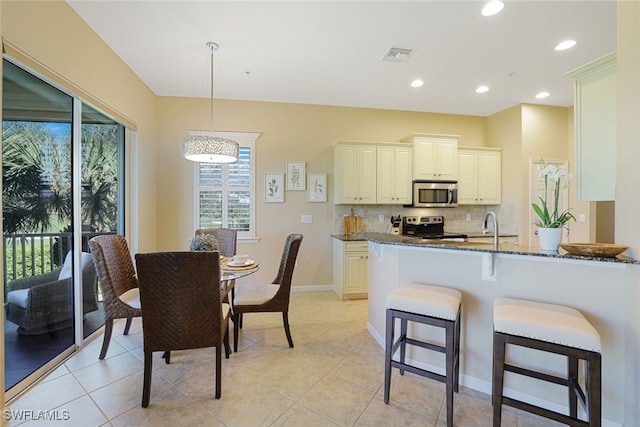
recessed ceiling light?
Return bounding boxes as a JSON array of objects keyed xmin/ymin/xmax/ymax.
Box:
[
  {"xmin": 476, "ymin": 85, "xmax": 489, "ymax": 94},
  {"xmin": 481, "ymin": 1, "xmax": 504, "ymax": 16},
  {"xmin": 536, "ymin": 91, "xmax": 550, "ymax": 99},
  {"xmin": 411, "ymin": 79, "xmax": 424, "ymax": 88},
  {"xmin": 555, "ymin": 40, "xmax": 577, "ymax": 51}
]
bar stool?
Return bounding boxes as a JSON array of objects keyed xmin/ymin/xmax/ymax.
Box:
[
  {"xmin": 492, "ymin": 297, "xmax": 602, "ymax": 427},
  {"xmin": 384, "ymin": 283, "xmax": 461, "ymax": 427}
]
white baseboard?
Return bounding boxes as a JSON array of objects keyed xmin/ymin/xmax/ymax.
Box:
[{"xmin": 291, "ymin": 284, "xmax": 333, "ymax": 292}]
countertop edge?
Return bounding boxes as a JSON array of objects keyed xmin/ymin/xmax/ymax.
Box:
[{"xmin": 349, "ymin": 232, "xmax": 639, "ymax": 264}]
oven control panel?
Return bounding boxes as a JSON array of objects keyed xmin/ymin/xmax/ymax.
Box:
[{"xmin": 403, "ymin": 215, "xmax": 444, "ymax": 225}]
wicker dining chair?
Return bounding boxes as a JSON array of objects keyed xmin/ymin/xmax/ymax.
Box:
[
  {"xmin": 232, "ymin": 234, "xmax": 303, "ymax": 352},
  {"xmin": 135, "ymin": 251, "xmax": 231, "ymax": 407},
  {"xmin": 195, "ymin": 228, "xmax": 237, "ymax": 258},
  {"xmin": 196, "ymin": 228, "xmax": 238, "ymax": 302},
  {"xmin": 88, "ymin": 235, "xmax": 142, "ymax": 360}
]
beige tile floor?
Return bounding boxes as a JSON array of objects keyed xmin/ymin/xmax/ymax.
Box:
[{"xmin": 6, "ymin": 291, "xmax": 562, "ymax": 426}]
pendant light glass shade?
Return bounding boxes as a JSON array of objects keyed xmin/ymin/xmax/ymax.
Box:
[
  {"xmin": 181, "ymin": 134, "xmax": 239, "ymax": 163},
  {"xmin": 182, "ymin": 42, "xmax": 238, "ymax": 163}
]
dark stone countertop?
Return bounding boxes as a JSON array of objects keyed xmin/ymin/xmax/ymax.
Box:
[
  {"xmin": 331, "ymin": 234, "xmax": 367, "ymax": 242},
  {"xmin": 348, "ymin": 232, "xmax": 639, "ymax": 265}
]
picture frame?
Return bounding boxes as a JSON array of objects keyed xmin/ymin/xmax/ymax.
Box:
[
  {"xmin": 307, "ymin": 173, "xmax": 327, "ymax": 202},
  {"xmin": 286, "ymin": 161, "xmax": 306, "ymax": 191},
  {"xmin": 264, "ymin": 173, "xmax": 284, "ymax": 202}
]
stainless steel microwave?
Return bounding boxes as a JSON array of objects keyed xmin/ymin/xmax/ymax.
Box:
[{"xmin": 412, "ymin": 180, "xmax": 458, "ymax": 208}]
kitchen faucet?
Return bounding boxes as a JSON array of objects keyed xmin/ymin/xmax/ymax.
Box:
[{"xmin": 482, "ymin": 211, "xmax": 499, "ymax": 250}]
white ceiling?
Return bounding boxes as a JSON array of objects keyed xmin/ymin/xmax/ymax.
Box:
[{"xmin": 67, "ymin": 0, "xmax": 617, "ymax": 117}]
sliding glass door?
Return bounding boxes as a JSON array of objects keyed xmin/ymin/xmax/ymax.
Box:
[{"xmin": 2, "ymin": 59, "xmax": 125, "ymax": 397}]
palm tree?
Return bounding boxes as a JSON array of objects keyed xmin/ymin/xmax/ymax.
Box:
[{"xmin": 2, "ymin": 121, "xmax": 70, "ymax": 234}]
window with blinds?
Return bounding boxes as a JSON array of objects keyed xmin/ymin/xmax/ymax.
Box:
[{"xmin": 197, "ymin": 146, "xmax": 254, "ymax": 237}]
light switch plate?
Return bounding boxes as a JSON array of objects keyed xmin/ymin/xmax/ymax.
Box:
[
  {"xmin": 379, "ymin": 214, "xmax": 385, "ymax": 222},
  {"xmin": 301, "ymin": 215, "xmax": 313, "ymax": 224}
]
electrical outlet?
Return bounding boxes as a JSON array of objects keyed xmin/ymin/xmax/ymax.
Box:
[
  {"xmin": 579, "ymin": 213, "xmax": 586, "ymax": 223},
  {"xmin": 379, "ymin": 214, "xmax": 385, "ymax": 223},
  {"xmin": 466, "ymin": 213, "xmax": 471, "ymax": 221},
  {"xmin": 301, "ymin": 215, "xmax": 313, "ymax": 224}
]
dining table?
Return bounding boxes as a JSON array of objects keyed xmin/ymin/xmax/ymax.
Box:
[{"xmin": 219, "ymin": 256, "xmax": 260, "ymax": 300}]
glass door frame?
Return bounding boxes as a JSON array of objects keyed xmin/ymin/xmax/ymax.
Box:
[{"xmin": 2, "ymin": 58, "xmax": 127, "ymax": 401}]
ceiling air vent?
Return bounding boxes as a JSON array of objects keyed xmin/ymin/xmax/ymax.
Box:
[{"xmin": 382, "ymin": 46, "xmax": 416, "ymax": 62}]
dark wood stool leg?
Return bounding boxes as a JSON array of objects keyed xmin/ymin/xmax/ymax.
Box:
[
  {"xmin": 492, "ymin": 332, "xmax": 506, "ymax": 427},
  {"xmin": 99, "ymin": 319, "xmax": 113, "ymax": 360},
  {"xmin": 399, "ymin": 317, "xmax": 408, "ymax": 375},
  {"xmin": 568, "ymin": 355, "xmax": 579, "ymax": 418},
  {"xmin": 445, "ymin": 321, "xmax": 455, "ymax": 427},
  {"xmin": 587, "ymin": 352, "xmax": 602, "ymax": 427},
  {"xmin": 454, "ymin": 311, "xmax": 461, "ymax": 392},
  {"xmin": 384, "ymin": 309, "xmax": 395, "ymax": 404}
]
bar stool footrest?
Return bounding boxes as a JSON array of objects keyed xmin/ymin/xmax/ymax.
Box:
[
  {"xmin": 391, "ymin": 360, "xmax": 446, "ymax": 384},
  {"xmin": 502, "ymin": 396, "xmax": 591, "ymax": 427}
]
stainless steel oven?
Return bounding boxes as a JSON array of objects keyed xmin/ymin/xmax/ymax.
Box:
[{"xmin": 412, "ymin": 180, "xmax": 458, "ymax": 208}]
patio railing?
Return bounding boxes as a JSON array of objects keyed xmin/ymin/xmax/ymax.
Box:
[{"xmin": 2, "ymin": 231, "xmax": 116, "ymax": 288}]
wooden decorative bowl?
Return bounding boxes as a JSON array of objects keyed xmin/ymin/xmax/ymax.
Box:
[{"xmin": 560, "ymin": 243, "xmax": 628, "ymax": 257}]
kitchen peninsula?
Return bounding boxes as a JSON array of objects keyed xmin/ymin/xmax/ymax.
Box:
[{"xmin": 357, "ymin": 232, "xmax": 636, "ymax": 426}]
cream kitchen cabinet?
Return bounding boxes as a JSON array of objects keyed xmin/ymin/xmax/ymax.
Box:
[
  {"xmin": 401, "ymin": 133, "xmax": 459, "ymax": 181},
  {"xmin": 457, "ymin": 147, "xmax": 502, "ymax": 205},
  {"xmin": 333, "ymin": 239, "xmax": 368, "ymax": 300},
  {"xmin": 376, "ymin": 145, "xmax": 413, "ymax": 204},
  {"xmin": 334, "ymin": 144, "xmax": 376, "ymax": 204},
  {"xmin": 566, "ymin": 52, "xmax": 616, "ymax": 201}
]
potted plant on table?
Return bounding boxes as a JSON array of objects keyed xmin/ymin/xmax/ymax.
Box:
[
  {"xmin": 189, "ymin": 234, "xmax": 219, "ymax": 252},
  {"xmin": 532, "ymin": 160, "xmax": 576, "ymax": 251}
]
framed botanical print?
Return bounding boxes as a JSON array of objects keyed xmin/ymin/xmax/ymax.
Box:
[
  {"xmin": 286, "ymin": 161, "xmax": 305, "ymax": 191},
  {"xmin": 307, "ymin": 173, "xmax": 327, "ymax": 202},
  {"xmin": 265, "ymin": 173, "xmax": 284, "ymax": 202}
]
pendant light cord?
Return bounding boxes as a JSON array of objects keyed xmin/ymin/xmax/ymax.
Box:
[{"xmin": 210, "ymin": 46, "xmax": 214, "ymax": 131}]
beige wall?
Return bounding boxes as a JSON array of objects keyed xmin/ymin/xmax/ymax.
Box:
[
  {"xmin": 486, "ymin": 105, "xmax": 524, "ymax": 240},
  {"xmin": 156, "ymin": 97, "xmax": 487, "ymax": 286}
]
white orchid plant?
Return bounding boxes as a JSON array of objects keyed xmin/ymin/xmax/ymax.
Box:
[{"xmin": 532, "ymin": 160, "xmax": 576, "ymax": 228}]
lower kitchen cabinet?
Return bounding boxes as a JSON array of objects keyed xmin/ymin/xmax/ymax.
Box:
[{"xmin": 333, "ymin": 239, "xmax": 368, "ymax": 300}]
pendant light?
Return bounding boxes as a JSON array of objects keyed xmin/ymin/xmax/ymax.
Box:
[{"xmin": 181, "ymin": 42, "xmax": 239, "ymax": 163}]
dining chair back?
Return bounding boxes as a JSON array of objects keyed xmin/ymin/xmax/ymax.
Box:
[
  {"xmin": 135, "ymin": 251, "xmax": 231, "ymax": 407},
  {"xmin": 196, "ymin": 228, "xmax": 237, "ymax": 257},
  {"xmin": 232, "ymin": 233, "xmax": 303, "ymax": 351},
  {"xmin": 88, "ymin": 235, "xmax": 142, "ymax": 359}
]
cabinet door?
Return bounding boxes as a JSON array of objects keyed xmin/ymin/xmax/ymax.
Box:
[
  {"xmin": 413, "ymin": 138, "xmax": 437, "ymax": 179},
  {"xmin": 357, "ymin": 146, "xmax": 377, "ymax": 203},
  {"xmin": 344, "ymin": 251, "xmax": 367, "ymax": 294},
  {"xmin": 376, "ymin": 146, "xmax": 395, "ymax": 204},
  {"xmin": 377, "ymin": 146, "xmax": 412, "ymax": 204},
  {"xmin": 436, "ymin": 139, "xmax": 458, "ymax": 180},
  {"xmin": 336, "ymin": 145, "xmax": 359, "ymax": 203},
  {"xmin": 477, "ymin": 151, "xmax": 501, "ymax": 204},
  {"xmin": 392, "ymin": 146, "xmax": 412, "ymax": 204},
  {"xmin": 457, "ymin": 150, "xmax": 478, "ymax": 204},
  {"xmin": 567, "ymin": 52, "xmax": 616, "ymax": 201}
]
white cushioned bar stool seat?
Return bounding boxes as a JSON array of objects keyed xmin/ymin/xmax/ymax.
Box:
[
  {"xmin": 384, "ymin": 283, "xmax": 462, "ymax": 427},
  {"xmin": 492, "ymin": 297, "xmax": 602, "ymax": 427}
]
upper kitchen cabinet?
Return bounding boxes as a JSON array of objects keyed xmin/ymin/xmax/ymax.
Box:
[
  {"xmin": 566, "ymin": 52, "xmax": 616, "ymax": 201},
  {"xmin": 457, "ymin": 147, "xmax": 502, "ymax": 205},
  {"xmin": 377, "ymin": 145, "xmax": 413, "ymax": 204},
  {"xmin": 401, "ymin": 134, "xmax": 459, "ymax": 181},
  {"xmin": 334, "ymin": 143, "xmax": 377, "ymax": 204}
]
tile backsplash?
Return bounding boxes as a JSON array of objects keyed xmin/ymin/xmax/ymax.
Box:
[{"xmin": 334, "ymin": 203, "xmax": 519, "ymax": 237}]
